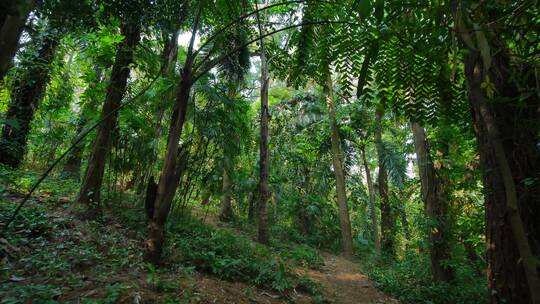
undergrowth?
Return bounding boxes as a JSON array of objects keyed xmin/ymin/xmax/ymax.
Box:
[
  {"xmin": 0, "ymin": 178, "xmax": 326, "ymax": 303},
  {"xmin": 163, "ymin": 216, "xmax": 325, "ymax": 300},
  {"xmin": 361, "ymin": 251, "xmax": 486, "ymax": 304},
  {"xmin": 0, "ymin": 198, "xmax": 145, "ymax": 304}
]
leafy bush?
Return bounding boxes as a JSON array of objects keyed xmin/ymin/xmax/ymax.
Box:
[
  {"xmin": 362, "ymin": 252, "xmax": 486, "ymax": 304},
  {"xmin": 165, "ymin": 217, "xmax": 320, "ymax": 294},
  {"xmin": 272, "ymin": 243, "xmax": 324, "ymax": 269}
]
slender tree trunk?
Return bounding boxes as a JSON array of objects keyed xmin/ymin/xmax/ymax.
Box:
[
  {"xmin": 361, "ymin": 146, "xmax": 380, "ymax": 253},
  {"xmin": 78, "ymin": 22, "xmax": 140, "ymax": 213},
  {"xmin": 144, "ymin": 3, "xmax": 199, "ymax": 264},
  {"xmin": 411, "ymin": 122, "xmax": 454, "ymax": 282},
  {"xmin": 219, "ymin": 156, "xmax": 234, "ymax": 221},
  {"xmin": 0, "ymin": 34, "xmax": 58, "ymax": 168},
  {"xmin": 255, "ymin": 3, "xmax": 270, "ymax": 245},
  {"xmin": 374, "ymin": 108, "xmax": 395, "ymax": 255},
  {"xmin": 324, "ymin": 74, "xmax": 354, "ymax": 259},
  {"xmin": 144, "ymin": 65, "xmax": 192, "ymax": 263},
  {"xmin": 140, "ymin": 26, "xmax": 182, "ymax": 209},
  {"xmin": 0, "ymin": 0, "xmax": 34, "ymax": 81}
]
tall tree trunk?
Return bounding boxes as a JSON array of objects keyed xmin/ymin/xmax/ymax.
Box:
[
  {"xmin": 144, "ymin": 3, "xmax": 199, "ymax": 264},
  {"xmin": 360, "ymin": 146, "xmax": 380, "ymax": 253},
  {"xmin": 324, "ymin": 74, "xmax": 354, "ymax": 259},
  {"xmin": 0, "ymin": 34, "xmax": 58, "ymax": 168},
  {"xmin": 411, "ymin": 122, "xmax": 454, "ymax": 282},
  {"xmin": 453, "ymin": 6, "xmax": 540, "ymax": 303},
  {"xmin": 0, "ymin": 0, "xmax": 34, "ymax": 81},
  {"xmin": 219, "ymin": 156, "xmax": 234, "ymax": 221},
  {"xmin": 144, "ymin": 63, "xmax": 192, "ymax": 264},
  {"xmin": 464, "ymin": 52, "xmax": 540, "ymax": 304},
  {"xmin": 78, "ymin": 22, "xmax": 140, "ymax": 213},
  {"xmin": 255, "ymin": 3, "xmax": 270, "ymax": 245},
  {"xmin": 374, "ymin": 108, "xmax": 395, "ymax": 255}
]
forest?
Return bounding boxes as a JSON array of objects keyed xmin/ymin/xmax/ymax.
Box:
[{"xmin": 0, "ymin": 0, "xmax": 539, "ymax": 303}]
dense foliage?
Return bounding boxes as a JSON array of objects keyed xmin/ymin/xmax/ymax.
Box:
[{"xmin": 1, "ymin": 0, "xmax": 538, "ymax": 303}]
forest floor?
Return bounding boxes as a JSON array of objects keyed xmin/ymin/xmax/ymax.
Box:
[
  {"xmin": 0, "ymin": 186, "xmax": 396, "ymax": 304},
  {"xmin": 199, "ymin": 210, "xmax": 398, "ymax": 304},
  {"xmin": 300, "ymin": 252, "xmax": 398, "ymax": 304}
]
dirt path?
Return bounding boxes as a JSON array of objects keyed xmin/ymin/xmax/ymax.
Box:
[
  {"xmin": 195, "ymin": 209, "xmax": 397, "ymax": 304},
  {"xmin": 302, "ymin": 252, "xmax": 398, "ymax": 304}
]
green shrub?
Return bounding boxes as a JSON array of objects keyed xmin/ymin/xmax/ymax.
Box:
[
  {"xmin": 165, "ymin": 217, "xmax": 318, "ymax": 294},
  {"xmin": 272, "ymin": 243, "xmax": 324, "ymax": 269},
  {"xmin": 363, "ymin": 252, "xmax": 486, "ymax": 304}
]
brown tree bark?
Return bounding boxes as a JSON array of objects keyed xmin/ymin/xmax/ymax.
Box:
[
  {"xmin": 453, "ymin": 6, "xmax": 540, "ymax": 302},
  {"xmin": 360, "ymin": 146, "xmax": 380, "ymax": 253},
  {"xmin": 374, "ymin": 108, "xmax": 396, "ymax": 256},
  {"xmin": 411, "ymin": 122, "xmax": 454, "ymax": 282},
  {"xmin": 255, "ymin": 2, "xmax": 270, "ymax": 245},
  {"xmin": 219, "ymin": 156, "xmax": 234, "ymax": 221},
  {"xmin": 453, "ymin": 8, "xmax": 540, "ymax": 304},
  {"xmin": 463, "ymin": 52, "xmax": 540, "ymax": 304},
  {"xmin": 0, "ymin": 34, "xmax": 58, "ymax": 168},
  {"xmin": 324, "ymin": 74, "xmax": 354, "ymax": 259},
  {"xmin": 144, "ymin": 62, "xmax": 192, "ymax": 264},
  {"xmin": 0, "ymin": 0, "xmax": 34, "ymax": 81},
  {"xmin": 144, "ymin": 3, "xmax": 199, "ymax": 264},
  {"xmin": 78, "ymin": 22, "xmax": 140, "ymax": 213}
]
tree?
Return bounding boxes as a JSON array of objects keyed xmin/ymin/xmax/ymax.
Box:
[
  {"xmin": 0, "ymin": 31, "xmax": 59, "ymax": 167},
  {"xmin": 78, "ymin": 21, "xmax": 140, "ymax": 214},
  {"xmin": 144, "ymin": 2, "xmax": 202, "ymax": 263},
  {"xmin": 360, "ymin": 145, "xmax": 380, "ymax": 253},
  {"xmin": 0, "ymin": 0, "xmax": 34, "ymax": 80},
  {"xmin": 324, "ymin": 73, "xmax": 354, "ymax": 258},
  {"xmin": 411, "ymin": 122, "xmax": 454, "ymax": 282},
  {"xmin": 452, "ymin": 1, "xmax": 540, "ymax": 302},
  {"xmin": 255, "ymin": 0, "xmax": 270, "ymax": 245},
  {"xmin": 374, "ymin": 108, "xmax": 396, "ymax": 256}
]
